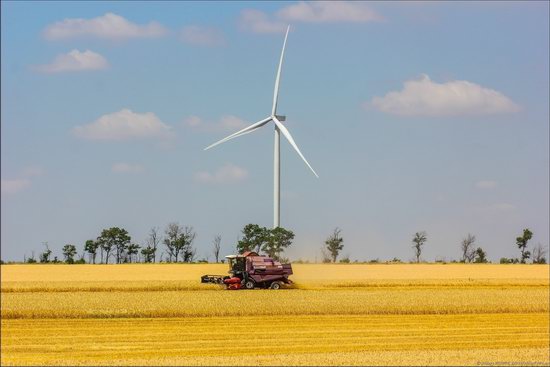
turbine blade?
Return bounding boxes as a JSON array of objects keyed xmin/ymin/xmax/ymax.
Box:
[
  {"xmin": 204, "ymin": 117, "xmax": 272, "ymax": 151},
  {"xmin": 272, "ymin": 25, "xmax": 290, "ymax": 116},
  {"xmin": 272, "ymin": 116, "xmax": 318, "ymax": 178}
]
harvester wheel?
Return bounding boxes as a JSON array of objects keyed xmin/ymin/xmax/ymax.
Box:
[
  {"xmin": 244, "ymin": 279, "xmax": 255, "ymax": 290},
  {"xmin": 270, "ymin": 282, "xmax": 281, "ymax": 290}
]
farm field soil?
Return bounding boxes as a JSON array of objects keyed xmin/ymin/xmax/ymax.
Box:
[{"xmin": 1, "ymin": 264, "xmax": 549, "ymax": 366}]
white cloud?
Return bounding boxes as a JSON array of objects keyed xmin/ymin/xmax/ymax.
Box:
[
  {"xmin": 185, "ymin": 115, "xmax": 202, "ymax": 128},
  {"xmin": 73, "ymin": 109, "xmax": 173, "ymax": 141},
  {"xmin": 184, "ymin": 115, "xmax": 247, "ymax": 132},
  {"xmin": 43, "ymin": 12, "xmax": 167, "ymax": 40},
  {"xmin": 112, "ymin": 163, "xmax": 144, "ymax": 174},
  {"xmin": 239, "ymin": 9, "xmax": 287, "ymax": 34},
  {"xmin": 181, "ymin": 26, "xmax": 225, "ymax": 46},
  {"xmin": 194, "ymin": 164, "xmax": 249, "ymax": 184},
  {"xmin": 240, "ymin": 2, "xmax": 382, "ymax": 33},
  {"xmin": 475, "ymin": 180, "xmax": 497, "ymax": 189},
  {"xmin": 219, "ymin": 115, "xmax": 247, "ymax": 131},
  {"xmin": 370, "ymin": 75, "xmax": 520, "ymax": 117},
  {"xmin": 34, "ymin": 49, "xmax": 108, "ymax": 73},
  {"xmin": 277, "ymin": 1, "xmax": 382, "ymax": 23},
  {"xmin": 1, "ymin": 179, "xmax": 31, "ymax": 195}
]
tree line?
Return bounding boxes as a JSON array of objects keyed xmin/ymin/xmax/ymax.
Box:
[
  {"xmin": 23, "ymin": 224, "xmax": 198, "ymax": 264},
  {"xmin": 319, "ymin": 227, "xmax": 546, "ymax": 264},
  {"xmin": 10, "ymin": 224, "xmax": 548, "ymax": 265}
]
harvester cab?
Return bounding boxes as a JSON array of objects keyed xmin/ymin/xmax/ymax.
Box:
[
  {"xmin": 201, "ymin": 251, "xmax": 293, "ymax": 290},
  {"xmin": 227, "ymin": 255, "xmax": 245, "ymax": 275}
]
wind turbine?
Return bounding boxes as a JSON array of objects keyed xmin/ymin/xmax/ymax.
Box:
[{"xmin": 204, "ymin": 25, "xmax": 318, "ymax": 229}]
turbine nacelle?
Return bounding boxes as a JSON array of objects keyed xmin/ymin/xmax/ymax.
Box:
[{"xmin": 204, "ymin": 24, "xmax": 319, "ymax": 229}]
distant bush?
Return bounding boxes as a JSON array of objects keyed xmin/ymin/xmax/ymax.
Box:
[
  {"xmin": 368, "ymin": 259, "xmax": 380, "ymax": 264},
  {"xmin": 473, "ymin": 248, "xmax": 488, "ymax": 263},
  {"xmin": 388, "ymin": 257, "xmax": 402, "ymax": 263},
  {"xmin": 339, "ymin": 257, "xmax": 350, "ymax": 263},
  {"xmin": 500, "ymin": 257, "xmax": 519, "ymax": 264}
]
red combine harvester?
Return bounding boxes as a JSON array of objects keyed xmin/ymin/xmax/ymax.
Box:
[{"xmin": 201, "ymin": 251, "xmax": 293, "ymax": 290}]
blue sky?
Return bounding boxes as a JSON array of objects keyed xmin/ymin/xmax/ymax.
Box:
[{"xmin": 1, "ymin": 1, "xmax": 548, "ymax": 262}]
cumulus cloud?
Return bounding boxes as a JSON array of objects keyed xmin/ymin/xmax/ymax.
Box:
[
  {"xmin": 194, "ymin": 163, "xmax": 248, "ymax": 184},
  {"xmin": 181, "ymin": 26, "xmax": 225, "ymax": 46},
  {"xmin": 475, "ymin": 180, "xmax": 497, "ymax": 189},
  {"xmin": 1, "ymin": 179, "xmax": 31, "ymax": 195},
  {"xmin": 43, "ymin": 12, "xmax": 167, "ymax": 40},
  {"xmin": 218, "ymin": 115, "xmax": 248, "ymax": 131},
  {"xmin": 33, "ymin": 49, "xmax": 108, "ymax": 73},
  {"xmin": 370, "ymin": 75, "xmax": 520, "ymax": 117},
  {"xmin": 184, "ymin": 115, "xmax": 247, "ymax": 132},
  {"xmin": 239, "ymin": 9, "xmax": 287, "ymax": 34},
  {"xmin": 240, "ymin": 2, "xmax": 382, "ymax": 33},
  {"xmin": 112, "ymin": 163, "xmax": 144, "ymax": 174},
  {"xmin": 73, "ymin": 109, "xmax": 173, "ymax": 141},
  {"xmin": 277, "ymin": 1, "xmax": 382, "ymax": 23}
]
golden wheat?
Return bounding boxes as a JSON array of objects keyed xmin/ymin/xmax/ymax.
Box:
[
  {"xmin": 1, "ymin": 264, "xmax": 549, "ymax": 366},
  {"xmin": 2, "ymin": 314, "xmax": 548, "ymax": 366},
  {"xmin": 3, "ymin": 263, "xmax": 548, "ymax": 283}
]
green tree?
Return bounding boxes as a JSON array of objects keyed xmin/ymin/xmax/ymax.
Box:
[
  {"xmin": 25, "ymin": 251, "xmax": 37, "ymax": 263},
  {"xmin": 141, "ymin": 246, "xmax": 155, "ymax": 263},
  {"xmin": 145, "ymin": 227, "xmax": 161, "ymax": 263},
  {"xmin": 325, "ymin": 228, "xmax": 344, "ymax": 263},
  {"xmin": 62, "ymin": 244, "xmax": 77, "ymax": 264},
  {"xmin": 126, "ymin": 244, "xmax": 140, "ymax": 263},
  {"xmin": 237, "ymin": 224, "xmax": 269, "ymax": 254},
  {"xmin": 97, "ymin": 227, "xmax": 131, "ymax": 264},
  {"xmin": 164, "ymin": 223, "xmax": 196, "ymax": 262},
  {"xmin": 516, "ymin": 229, "xmax": 533, "ymax": 263},
  {"xmin": 473, "ymin": 247, "xmax": 488, "ymax": 263},
  {"xmin": 412, "ymin": 231, "xmax": 427, "ymax": 263},
  {"xmin": 263, "ymin": 227, "xmax": 294, "ymax": 260},
  {"xmin": 84, "ymin": 240, "xmax": 99, "ymax": 264},
  {"xmin": 181, "ymin": 227, "xmax": 196, "ymax": 262},
  {"xmin": 39, "ymin": 242, "xmax": 52, "ymax": 263}
]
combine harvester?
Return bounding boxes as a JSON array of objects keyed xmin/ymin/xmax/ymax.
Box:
[{"xmin": 201, "ymin": 251, "xmax": 293, "ymax": 290}]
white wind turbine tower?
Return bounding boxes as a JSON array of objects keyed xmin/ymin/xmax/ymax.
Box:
[{"xmin": 204, "ymin": 25, "xmax": 318, "ymax": 229}]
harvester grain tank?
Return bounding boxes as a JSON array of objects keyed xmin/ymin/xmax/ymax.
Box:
[{"xmin": 201, "ymin": 251, "xmax": 292, "ymax": 290}]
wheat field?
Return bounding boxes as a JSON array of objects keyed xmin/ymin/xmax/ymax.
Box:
[{"xmin": 1, "ymin": 264, "xmax": 549, "ymax": 366}]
